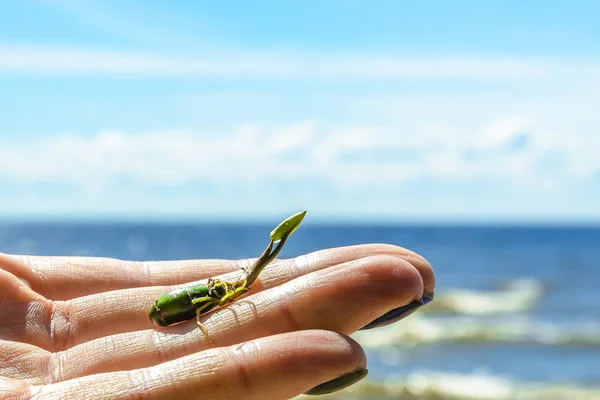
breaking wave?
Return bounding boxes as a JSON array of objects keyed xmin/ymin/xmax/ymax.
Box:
[
  {"xmin": 300, "ymin": 371, "xmax": 600, "ymax": 400},
  {"xmin": 353, "ymin": 314, "xmax": 600, "ymax": 347},
  {"xmin": 353, "ymin": 278, "xmax": 600, "ymax": 347},
  {"xmin": 422, "ymin": 278, "xmax": 544, "ymax": 315},
  {"xmin": 352, "ymin": 278, "xmax": 597, "ymax": 347}
]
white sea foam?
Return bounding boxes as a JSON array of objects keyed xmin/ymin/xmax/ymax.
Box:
[
  {"xmin": 301, "ymin": 371, "xmax": 600, "ymax": 400},
  {"xmin": 353, "ymin": 314, "xmax": 600, "ymax": 347},
  {"xmin": 352, "ymin": 279, "xmax": 600, "ymax": 347},
  {"xmin": 423, "ymin": 278, "xmax": 544, "ymax": 315}
]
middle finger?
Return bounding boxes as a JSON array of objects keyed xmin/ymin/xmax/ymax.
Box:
[{"xmin": 37, "ymin": 244, "xmax": 431, "ymax": 351}]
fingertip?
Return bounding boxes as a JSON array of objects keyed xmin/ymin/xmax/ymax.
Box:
[
  {"xmin": 359, "ymin": 244, "xmax": 436, "ymax": 294},
  {"xmin": 406, "ymin": 253, "xmax": 436, "ymax": 295},
  {"xmin": 361, "ymin": 255, "xmax": 426, "ymax": 303},
  {"xmin": 351, "ymin": 255, "xmax": 429, "ymax": 330},
  {"xmin": 374, "ymin": 245, "xmax": 436, "ymax": 296},
  {"xmin": 0, "ymin": 253, "xmax": 36, "ymax": 290}
]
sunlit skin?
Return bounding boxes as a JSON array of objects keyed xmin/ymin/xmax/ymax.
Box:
[{"xmin": 0, "ymin": 233, "xmax": 435, "ymax": 398}]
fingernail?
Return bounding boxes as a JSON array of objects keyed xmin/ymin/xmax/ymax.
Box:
[
  {"xmin": 304, "ymin": 369, "xmax": 368, "ymax": 396},
  {"xmin": 422, "ymin": 293, "xmax": 434, "ymax": 305},
  {"xmin": 359, "ymin": 292, "xmax": 434, "ymax": 330}
]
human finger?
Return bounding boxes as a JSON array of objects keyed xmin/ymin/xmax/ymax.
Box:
[
  {"xmin": 7, "ymin": 243, "xmax": 432, "ymax": 301},
  {"xmin": 5, "ymin": 254, "xmax": 241, "ymax": 300},
  {"xmin": 28, "ymin": 330, "xmax": 367, "ymax": 400},
  {"xmin": 8, "ymin": 245, "xmax": 432, "ymax": 352}
]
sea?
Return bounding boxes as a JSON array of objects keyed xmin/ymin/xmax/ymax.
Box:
[{"xmin": 1, "ymin": 222, "xmax": 599, "ymax": 399}]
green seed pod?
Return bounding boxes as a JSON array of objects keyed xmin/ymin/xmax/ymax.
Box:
[
  {"xmin": 270, "ymin": 210, "xmax": 307, "ymax": 242},
  {"xmin": 149, "ymin": 284, "xmax": 212, "ymax": 327}
]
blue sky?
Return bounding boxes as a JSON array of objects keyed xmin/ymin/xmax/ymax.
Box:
[{"xmin": 1, "ymin": 1, "xmax": 599, "ymax": 222}]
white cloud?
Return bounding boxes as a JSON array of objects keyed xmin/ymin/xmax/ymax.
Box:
[
  {"xmin": 0, "ymin": 117, "xmax": 597, "ymax": 191},
  {"xmin": 1, "ymin": 45, "xmax": 592, "ymax": 80},
  {"xmin": 476, "ymin": 115, "xmax": 532, "ymax": 149}
]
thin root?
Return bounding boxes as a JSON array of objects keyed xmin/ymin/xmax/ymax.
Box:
[
  {"xmin": 218, "ymin": 279, "xmax": 249, "ymax": 306},
  {"xmin": 191, "ymin": 296, "xmax": 217, "ymax": 314},
  {"xmin": 196, "ymin": 308, "xmax": 214, "ymax": 346}
]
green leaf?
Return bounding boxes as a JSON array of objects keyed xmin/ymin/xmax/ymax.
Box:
[{"xmin": 270, "ymin": 210, "xmax": 307, "ymax": 241}]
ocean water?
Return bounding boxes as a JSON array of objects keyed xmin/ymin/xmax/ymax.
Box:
[{"xmin": 1, "ymin": 223, "xmax": 599, "ymax": 399}]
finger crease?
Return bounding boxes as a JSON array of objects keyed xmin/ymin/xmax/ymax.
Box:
[
  {"xmin": 149, "ymin": 331, "xmax": 172, "ymax": 365},
  {"xmin": 277, "ymin": 299, "xmax": 300, "ymax": 333},
  {"xmin": 137, "ymin": 261, "xmax": 154, "ymax": 286},
  {"xmin": 49, "ymin": 300, "xmax": 74, "ymax": 352},
  {"xmin": 231, "ymin": 353, "xmax": 253, "ymax": 396},
  {"xmin": 46, "ymin": 351, "xmax": 67, "ymax": 384}
]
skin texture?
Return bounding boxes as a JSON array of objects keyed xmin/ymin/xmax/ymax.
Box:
[{"xmin": 0, "ymin": 244, "xmax": 435, "ymax": 400}]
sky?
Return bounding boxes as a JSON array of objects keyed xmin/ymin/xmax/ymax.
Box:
[{"xmin": 1, "ymin": 1, "xmax": 599, "ymax": 223}]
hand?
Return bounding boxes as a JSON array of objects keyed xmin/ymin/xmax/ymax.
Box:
[{"xmin": 0, "ymin": 244, "xmax": 435, "ymax": 399}]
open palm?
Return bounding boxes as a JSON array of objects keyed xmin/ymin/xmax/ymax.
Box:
[{"xmin": 0, "ymin": 244, "xmax": 434, "ymax": 399}]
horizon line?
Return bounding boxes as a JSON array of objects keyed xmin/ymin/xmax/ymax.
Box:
[{"xmin": 1, "ymin": 214, "xmax": 599, "ymax": 227}]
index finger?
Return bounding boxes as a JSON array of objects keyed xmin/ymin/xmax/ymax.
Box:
[
  {"xmin": 5, "ymin": 243, "xmax": 433, "ymax": 301},
  {"xmin": 3, "ymin": 254, "xmax": 241, "ymax": 300}
]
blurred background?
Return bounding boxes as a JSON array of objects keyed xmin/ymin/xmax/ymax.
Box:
[{"xmin": 1, "ymin": 1, "xmax": 599, "ymax": 399}]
